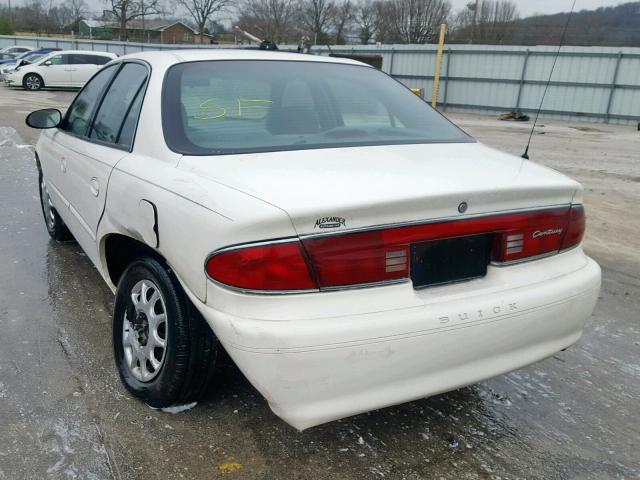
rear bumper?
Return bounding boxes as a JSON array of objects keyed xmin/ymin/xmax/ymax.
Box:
[{"xmin": 193, "ymin": 248, "xmax": 601, "ymax": 430}]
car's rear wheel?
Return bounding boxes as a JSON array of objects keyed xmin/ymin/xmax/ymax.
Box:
[
  {"xmin": 39, "ymin": 175, "xmax": 73, "ymax": 241},
  {"xmin": 113, "ymin": 257, "xmax": 218, "ymax": 408},
  {"xmin": 23, "ymin": 73, "xmax": 43, "ymax": 91}
]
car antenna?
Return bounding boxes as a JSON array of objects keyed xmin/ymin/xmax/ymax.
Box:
[{"xmin": 522, "ymin": 0, "xmax": 577, "ymax": 160}]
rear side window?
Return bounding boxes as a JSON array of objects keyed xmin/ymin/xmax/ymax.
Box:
[
  {"xmin": 64, "ymin": 64, "xmax": 118, "ymax": 136},
  {"xmin": 117, "ymin": 91, "xmax": 144, "ymax": 148},
  {"xmin": 89, "ymin": 63, "xmax": 148, "ymax": 148},
  {"xmin": 93, "ymin": 55, "xmax": 111, "ymax": 65},
  {"xmin": 72, "ymin": 54, "xmax": 111, "ymax": 65}
]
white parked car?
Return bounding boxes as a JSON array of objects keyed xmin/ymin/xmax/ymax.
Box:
[
  {"xmin": 26, "ymin": 50, "xmax": 601, "ymax": 430},
  {"xmin": 0, "ymin": 45, "xmax": 34, "ymax": 59},
  {"xmin": 0, "ymin": 50, "xmax": 57, "ymax": 81},
  {"xmin": 6, "ymin": 50, "xmax": 116, "ymax": 90}
]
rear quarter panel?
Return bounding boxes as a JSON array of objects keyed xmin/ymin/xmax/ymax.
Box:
[{"xmin": 98, "ymin": 153, "xmax": 296, "ymax": 301}]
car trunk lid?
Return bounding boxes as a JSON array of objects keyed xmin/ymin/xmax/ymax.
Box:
[{"xmin": 179, "ymin": 142, "xmax": 580, "ymax": 237}]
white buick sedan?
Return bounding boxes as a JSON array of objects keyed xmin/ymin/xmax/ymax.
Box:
[
  {"xmin": 27, "ymin": 50, "xmax": 601, "ymax": 430},
  {"xmin": 6, "ymin": 50, "xmax": 116, "ymax": 90}
]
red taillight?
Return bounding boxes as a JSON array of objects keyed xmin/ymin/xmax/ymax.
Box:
[
  {"xmin": 493, "ymin": 204, "xmax": 585, "ymax": 262},
  {"xmin": 492, "ymin": 208, "xmax": 569, "ymax": 263},
  {"xmin": 560, "ymin": 204, "xmax": 586, "ymax": 250},
  {"xmin": 301, "ymin": 230, "xmax": 410, "ymax": 288},
  {"xmin": 206, "ymin": 205, "xmax": 586, "ymax": 292},
  {"xmin": 205, "ymin": 241, "xmax": 315, "ymax": 291}
]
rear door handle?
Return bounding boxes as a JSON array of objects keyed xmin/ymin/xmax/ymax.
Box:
[
  {"xmin": 60, "ymin": 158, "xmax": 67, "ymax": 173},
  {"xmin": 89, "ymin": 177, "xmax": 99, "ymax": 197}
]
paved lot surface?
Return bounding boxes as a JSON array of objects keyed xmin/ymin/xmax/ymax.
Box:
[{"xmin": 0, "ymin": 87, "xmax": 638, "ymax": 480}]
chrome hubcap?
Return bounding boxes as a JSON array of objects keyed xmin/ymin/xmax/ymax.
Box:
[
  {"xmin": 26, "ymin": 76, "xmax": 40, "ymax": 90},
  {"xmin": 41, "ymin": 178, "xmax": 56, "ymax": 229},
  {"xmin": 122, "ymin": 279, "xmax": 168, "ymax": 382}
]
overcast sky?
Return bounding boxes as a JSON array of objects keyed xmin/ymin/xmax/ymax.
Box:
[{"xmin": 448, "ymin": 0, "xmax": 627, "ymax": 17}]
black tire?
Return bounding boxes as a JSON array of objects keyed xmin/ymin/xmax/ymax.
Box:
[
  {"xmin": 23, "ymin": 73, "xmax": 44, "ymax": 91},
  {"xmin": 38, "ymin": 172, "xmax": 73, "ymax": 241},
  {"xmin": 113, "ymin": 257, "xmax": 218, "ymax": 408}
]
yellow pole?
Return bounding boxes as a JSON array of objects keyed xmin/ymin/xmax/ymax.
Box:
[{"xmin": 431, "ymin": 23, "xmax": 446, "ymax": 108}]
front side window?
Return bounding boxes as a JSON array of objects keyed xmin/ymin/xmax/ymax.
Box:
[
  {"xmin": 47, "ymin": 54, "xmax": 71, "ymax": 65},
  {"xmin": 63, "ymin": 65, "xmax": 117, "ymax": 136},
  {"xmin": 89, "ymin": 63, "xmax": 148, "ymax": 147},
  {"xmin": 162, "ymin": 60, "xmax": 472, "ymax": 156}
]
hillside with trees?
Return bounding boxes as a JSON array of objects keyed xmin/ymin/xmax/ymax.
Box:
[{"xmin": 450, "ymin": 1, "xmax": 640, "ymax": 46}]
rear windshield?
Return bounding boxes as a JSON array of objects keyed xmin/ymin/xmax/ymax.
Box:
[{"xmin": 162, "ymin": 60, "xmax": 473, "ymax": 155}]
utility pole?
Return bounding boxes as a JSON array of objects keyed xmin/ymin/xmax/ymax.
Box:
[
  {"xmin": 431, "ymin": 23, "xmax": 446, "ymax": 108},
  {"xmin": 141, "ymin": 0, "xmax": 145, "ymax": 42},
  {"xmin": 470, "ymin": 0, "xmax": 478, "ymax": 44}
]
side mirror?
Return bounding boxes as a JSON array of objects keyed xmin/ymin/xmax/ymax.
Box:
[
  {"xmin": 43, "ymin": 60, "xmax": 52, "ymax": 66},
  {"xmin": 26, "ymin": 109, "xmax": 62, "ymax": 129}
]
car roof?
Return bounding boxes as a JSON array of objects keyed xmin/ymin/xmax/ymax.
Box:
[
  {"xmin": 46, "ymin": 50, "xmax": 117, "ymax": 56},
  {"xmin": 118, "ymin": 49, "xmax": 368, "ymax": 68},
  {"xmin": 34, "ymin": 50, "xmax": 117, "ymax": 62}
]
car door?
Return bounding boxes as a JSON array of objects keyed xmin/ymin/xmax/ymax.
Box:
[
  {"xmin": 37, "ymin": 65, "xmax": 114, "ymax": 216},
  {"xmin": 69, "ymin": 54, "xmax": 109, "ymax": 88},
  {"xmin": 57, "ymin": 62, "xmax": 149, "ymax": 264},
  {"xmin": 41, "ymin": 54, "xmax": 73, "ymax": 86}
]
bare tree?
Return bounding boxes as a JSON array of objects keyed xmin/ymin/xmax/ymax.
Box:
[
  {"xmin": 355, "ymin": 0, "xmax": 378, "ymax": 44},
  {"xmin": 297, "ymin": 0, "xmax": 336, "ymax": 44},
  {"xmin": 372, "ymin": 0, "xmax": 397, "ymax": 43},
  {"xmin": 237, "ymin": 0, "xmax": 297, "ymax": 43},
  {"xmin": 386, "ymin": 0, "xmax": 450, "ymax": 44},
  {"xmin": 58, "ymin": 0, "xmax": 87, "ymax": 28},
  {"xmin": 20, "ymin": 0, "xmax": 51, "ymax": 33},
  {"xmin": 66, "ymin": 0, "xmax": 88, "ymax": 23},
  {"xmin": 476, "ymin": 0, "xmax": 517, "ymax": 42},
  {"xmin": 332, "ymin": 0, "xmax": 355, "ymax": 43},
  {"xmin": 452, "ymin": 0, "xmax": 518, "ymax": 43},
  {"xmin": 177, "ymin": 0, "xmax": 231, "ymax": 36},
  {"xmin": 106, "ymin": 0, "xmax": 163, "ymax": 40}
]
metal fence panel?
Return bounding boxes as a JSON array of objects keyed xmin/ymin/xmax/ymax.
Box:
[
  {"xmin": 313, "ymin": 44, "xmax": 640, "ymax": 124},
  {"xmin": 1, "ymin": 35, "xmax": 639, "ymax": 124}
]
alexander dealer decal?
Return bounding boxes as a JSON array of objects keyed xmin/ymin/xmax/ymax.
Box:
[{"xmin": 314, "ymin": 216, "xmax": 347, "ymax": 229}]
